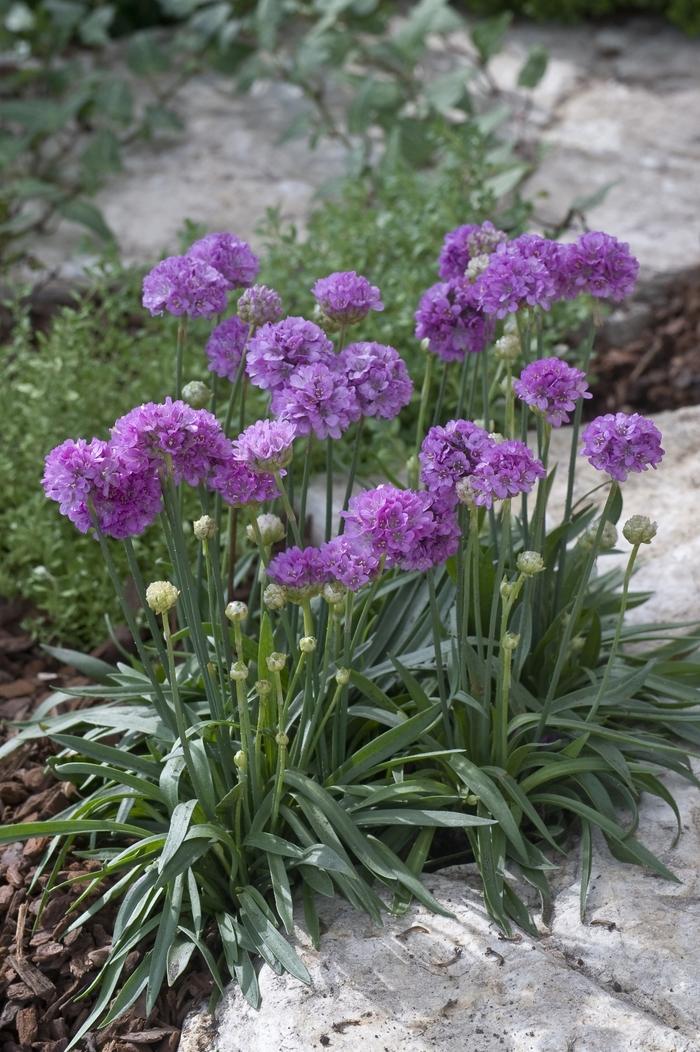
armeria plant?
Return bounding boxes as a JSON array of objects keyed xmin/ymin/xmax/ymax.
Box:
[{"xmin": 3, "ymin": 225, "xmax": 700, "ymax": 1043}]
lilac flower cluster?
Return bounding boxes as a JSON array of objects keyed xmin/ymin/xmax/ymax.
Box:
[
  {"xmin": 233, "ymin": 419, "xmax": 296, "ymax": 472},
  {"xmin": 342, "ymin": 485, "xmax": 459, "ymax": 571},
  {"xmin": 187, "ymin": 232, "xmax": 259, "ymax": 290},
  {"xmin": 419, "ymin": 420, "xmax": 492, "ymax": 502},
  {"xmin": 110, "ymin": 399, "xmax": 230, "ymax": 487},
  {"xmin": 208, "ymin": 454, "xmax": 277, "ymax": 507},
  {"xmin": 271, "ymin": 363, "xmax": 360, "ymax": 440},
  {"xmin": 320, "ymin": 536, "xmax": 381, "ymax": 591},
  {"xmin": 438, "ymin": 221, "xmax": 507, "ymax": 280},
  {"xmin": 205, "ymin": 316, "xmax": 249, "ymax": 382},
  {"xmin": 468, "ymin": 441, "xmax": 546, "ymax": 508},
  {"xmin": 42, "ymin": 438, "xmax": 162, "ymax": 538},
  {"xmin": 267, "ymin": 545, "xmax": 327, "ymax": 598},
  {"xmin": 237, "ymin": 284, "xmax": 283, "ymax": 328},
  {"xmin": 581, "ymin": 412, "xmax": 664, "ymax": 482},
  {"xmin": 339, "ymin": 342, "xmax": 413, "ymax": 419},
  {"xmin": 559, "ymin": 232, "xmax": 640, "ymax": 302},
  {"xmin": 312, "ymin": 271, "xmax": 383, "ymax": 327},
  {"xmin": 142, "ymin": 255, "xmax": 229, "ymax": 318},
  {"xmin": 415, "ymin": 281, "xmax": 494, "ymax": 361},
  {"xmin": 475, "ymin": 235, "xmax": 562, "ymax": 318},
  {"xmin": 514, "ymin": 357, "xmax": 592, "ymax": 428},
  {"xmin": 246, "ymin": 317, "xmax": 334, "ymax": 393}
]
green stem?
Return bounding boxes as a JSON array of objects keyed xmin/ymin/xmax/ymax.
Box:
[
  {"xmin": 274, "ymin": 471, "xmax": 302, "ymax": 546},
  {"xmin": 586, "ymin": 544, "xmax": 639, "ymax": 727},
  {"xmin": 175, "ymin": 317, "xmax": 188, "ymax": 399},
  {"xmin": 339, "ymin": 420, "xmax": 363, "ymax": 536},
  {"xmin": 325, "ymin": 436, "xmax": 334, "ymax": 542}
]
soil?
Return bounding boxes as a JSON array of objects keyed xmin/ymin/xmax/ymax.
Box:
[
  {"xmin": 590, "ymin": 274, "xmax": 700, "ymax": 413},
  {"xmin": 0, "ymin": 599, "xmax": 214, "ymax": 1052}
]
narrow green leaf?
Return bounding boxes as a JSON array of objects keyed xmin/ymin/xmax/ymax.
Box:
[{"xmin": 239, "ymin": 888, "xmax": 310, "ymax": 984}]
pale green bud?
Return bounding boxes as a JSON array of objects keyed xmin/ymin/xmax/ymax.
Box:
[
  {"xmin": 267, "ymin": 652, "xmax": 287, "ymax": 672},
  {"xmin": 516, "ymin": 551, "xmax": 545, "ymax": 577},
  {"xmin": 493, "ymin": 333, "xmax": 520, "ymax": 364},
  {"xmin": 275, "ymin": 732, "xmax": 289, "ymax": 747},
  {"xmin": 145, "ymin": 580, "xmax": 179, "ymax": 614},
  {"xmin": 181, "ymin": 380, "xmax": 211, "ymax": 408},
  {"xmin": 335, "ymin": 667, "xmax": 351, "ymax": 686},
  {"xmin": 193, "ymin": 514, "xmax": 217, "ymax": 541},
  {"xmin": 622, "ymin": 515, "xmax": 657, "ymax": 546},
  {"xmin": 581, "ymin": 520, "xmax": 618, "ymax": 552},
  {"xmin": 229, "ymin": 660, "xmax": 248, "ymax": 682},
  {"xmin": 246, "ymin": 513, "xmax": 285, "ymax": 546},
  {"xmin": 234, "ymin": 750, "xmax": 247, "ymax": 770},
  {"xmin": 225, "ymin": 601, "xmax": 248, "ymax": 623},
  {"xmin": 502, "ymin": 632, "xmax": 520, "ymax": 652},
  {"xmin": 420, "ymin": 337, "xmax": 430, "ymax": 353},
  {"xmin": 299, "ymin": 635, "xmax": 317, "ymax": 654},
  {"xmin": 466, "ymin": 253, "xmax": 490, "ymax": 282},
  {"xmin": 500, "ymin": 578, "xmax": 516, "ymax": 601},
  {"xmin": 263, "ymin": 583, "xmax": 287, "ymax": 611},
  {"xmin": 455, "ymin": 477, "xmax": 476, "ymax": 507},
  {"xmin": 255, "ymin": 678, "xmax": 272, "ymax": 696},
  {"xmin": 323, "ymin": 581, "xmax": 346, "ymax": 606}
]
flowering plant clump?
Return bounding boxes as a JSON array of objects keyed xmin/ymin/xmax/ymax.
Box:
[{"xmin": 8, "ymin": 225, "xmax": 700, "ymax": 1046}]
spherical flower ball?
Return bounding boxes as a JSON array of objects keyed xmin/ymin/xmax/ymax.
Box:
[
  {"xmin": 397, "ymin": 496, "xmax": 461, "ymax": 572},
  {"xmin": 246, "ymin": 316, "xmax": 334, "ymax": 393},
  {"xmin": 271, "ymin": 363, "xmax": 360, "ymax": 441},
  {"xmin": 415, "ymin": 280, "xmax": 495, "ymax": 361},
  {"xmin": 208, "ymin": 449, "xmax": 277, "ymax": 506},
  {"xmin": 238, "ymin": 284, "xmax": 283, "ymax": 328},
  {"xmin": 475, "ymin": 235, "xmax": 561, "ymax": 318},
  {"xmin": 312, "ymin": 271, "xmax": 384, "ymax": 327},
  {"xmin": 580, "ymin": 412, "xmax": 664, "ymax": 482},
  {"xmin": 438, "ymin": 221, "xmax": 507, "ymax": 280},
  {"xmin": 468, "ymin": 440, "xmax": 546, "ymax": 508},
  {"xmin": 205, "ymin": 316, "xmax": 249, "ymax": 382},
  {"xmin": 187, "ymin": 232, "xmax": 259, "ymax": 290},
  {"xmin": 267, "ymin": 545, "xmax": 327, "ymax": 599},
  {"xmin": 111, "ymin": 398, "xmax": 230, "ymax": 486},
  {"xmin": 513, "ymin": 357, "xmax": 592, "ymax": 428},
  {"xmin": 419, "ymin": 419, "xmax": 493, "ymax": 503},
  {"xmin": 342, "ymin": 484, "xmax": 435, "ymax": 567},
  {"xmin": 558, "ymin": 231, "xmax": 639, "ymax": 302},
  {"xmin": 142, "ymin": 255, "xmax": 229, "ymax": 318},
  {"xmin": 42, "ymin": 438, "xmax": 162, "ymax": 538},
  {"xmin": 339, "ymin": 342, "xmax": 413, "ymax": 420},
  {"xmin": 319, "ymin": 535, "xmax": 382, "ymax": 591},
  {"xmin": 232, "ymin": 418, "xmax": 296, "ymax": 473}
]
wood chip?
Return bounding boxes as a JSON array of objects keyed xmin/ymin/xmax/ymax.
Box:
[
  {"xmin": 8, "ymin": 954, "xmax": 57, "ymax": 1000},
  {"xmin": 121, "ymin": 1029, "xmax": 179, "ymax": 1044},
  {"xmin": 16, "ymin": 1003, "xmax": 39, "ymax": 1045}
]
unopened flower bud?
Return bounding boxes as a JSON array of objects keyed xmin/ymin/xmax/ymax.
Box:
[
  {"xmin": 234, "ymin": 750, "xmax": 247, "ymax": 770},
  {"xmin": 500, "ymin": 578, "xmax": 516, "ymax": 601},
  {"xmin": 335, "ymin": 667, "xmax": 351, "ymax": 686},
  {"xmin": 502, "ymin": 632, "xmax": 520, "ymax": 652},
  {"xmin": 145, "ymin": 580, "xmax": 179, "ymax": 614},
  {"xmin": 193, "ymin": 514, "xmax": 217, "ymax": 541},
  {"xmin": 456, "ymin": 477, "xmax": 476, "ymax": 507},
  {"xmin": 225, "ymin": 601, "xmax": 248, "ymax": 623},
  {"xmin": 494, "ymin": 333, "xmax": 520, "ymax": 364},
  {"xmin": 623, "ymin": 515, "xmax": 657, "ymax": 546},
  {"xmin": 581, "ymin": 520, "xmax": 618, "ymax": 551},
  {"xmin": 267, "ymin": 652, "xmax": 287, "ymax": 672},
  {"xmin": 275, "ymin": 731, "xmax": 289, "ymax": 747},
  {"xmin": 299, "ymin": 635, "xmax": 317, "ymax": 654},
  {"xmin": 420, "ymin": 337, "xmax": 430, "ymax": 353},
  {"xmin": 465, "ymin": 253, "xmax": 491, "ymax": 282},
  {"xmin": 323, "ymin": 582, "xmax": 346, "ymax": 606},
  {"xmin": 572, "ymin": 635, "xmax": 585, "ymax": 653},
  {"xmin": 263, "ymin": 583, "xmax": 287, "ymax": 611},
  {"xmin": 255, "ymin": 678, "xmax": 271, "ymax": 696},
  {"xmin": 229, "ymin": 660, "xmax": 248, "ymax": 682},
  {"xmin": 517, "ymin": 551, "xmax": 545, "ymax": 577},
  {"xmin": 247, "ymin": 513, "xmax": 285, "ymax": 546},
  {"xmin": 182, "ymin": 380, "xmax": 211, "ymax": 408}
]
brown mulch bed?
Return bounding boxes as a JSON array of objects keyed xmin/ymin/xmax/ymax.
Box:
[
  {"xmin": 0, "ymin": 600, "xmax": 213, "ymax": 1052},
  {"xmin": 591, "ymin": 273, "xmax": 700, "ymax": 413}
]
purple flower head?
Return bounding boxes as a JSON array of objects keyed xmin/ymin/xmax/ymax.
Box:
[
  {"xmin": 238, "ymin": 284, "xmax": 283, "ymax": 328},
  {"xmin": 514, "ymin": 357, "xmax": 592, "ymax": 428},
  {"xmin": 187, "ymin": 232, "xmax": 259, "ymax": 290},
  {"xmin": 267, "ymin": 545, "xmax": 327, "ymax": 599},
  {"xmin": 319, "ymin": 535, "xmax": 382, "ymax": 591},
  {"xmin": 475, "ymin": 235, "xmax": 561, "ymax": 318},
  {"xmin": 397, "ymin": 496, "xmax": 461, "ymax": 572},
  {"xmin": 246, "ymin": 317, "xmax": 334, "ymax": 393},
  {"xmin": 438, "ymin": 221, "xmax": 507, "ymax": 280},
  {"xmin": 419, "ymin": 419, "xmax": 493, "ymax": 503},
  {"xmin": 205, "ymin": 316, "xmax": 249, "ymax": 382},
  {"xmin": 343, "ymin": 484, "xmax": 435, "ymax": 567},
  {"xmin": 232, "ymin": 418, "xmax": 296, "ymax": 473},
  {"xmin": 559, "ymin": 232, "xmax": 639, "ymax": 302},
  {"xmin": 581, "ymin": 412, "xmax": 664, "ymax": 482},
  {"xmin": 272, "ymin": 363, "xmax": 360, "ymax": 440},
  {"xmin": 312, "ymin": 271, "xmax": 383, "ymax": 327},
  {"xmin": 339, "ymin": 342, "xmax": 413, "ymax": 420},
  {"xmin": 142, "ymin": 255, "xmax": 229, "ymax": 318},
  {"xmin": 468, "ymin": 440, "xmax": 546, "ymax": 508},
  {"xmin": 42, "ymin": 438, "xmax": 161, "ymax": 538},
  {"xmin": 208, "ymin": 448, "xmax": 277, "ymax": 506},
  {"xmin": 415, "ymin": 281, "xmax": 495, "ymax": 361},
  {"xmin": 111, "ymin": 399, "xmax": 230, "ymax": 487}
]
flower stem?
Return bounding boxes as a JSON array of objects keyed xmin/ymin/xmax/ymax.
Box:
[
  {"xmin": 175, "ymin": 317, "xmax": 188, "ymax": 399},
  {"xmin": 274, "ymin": 470, "xmax": 303, "ymax": 546}
]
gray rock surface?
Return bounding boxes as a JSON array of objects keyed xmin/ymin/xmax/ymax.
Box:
[{"xmin": 181, "ymin": 762, "xmax": 700, "ymax": 1051}]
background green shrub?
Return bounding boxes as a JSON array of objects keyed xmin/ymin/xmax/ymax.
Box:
[{"xmin": 461, "ymin": 0, "xmax": 700, "ymax": 34}]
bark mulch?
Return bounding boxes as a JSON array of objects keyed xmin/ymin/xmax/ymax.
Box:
[
  {"xmin": 0, "ymin": 599, "xmax": 213, "ymax": 1052},
  {"xmin": 591, "ymin": 272, "xmax": 700, "ymax": 414}
]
